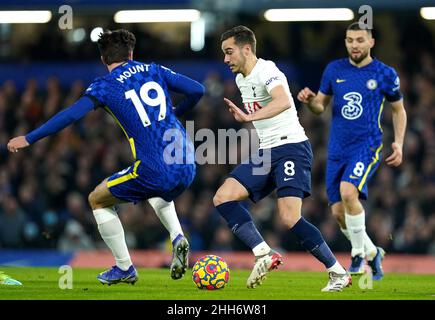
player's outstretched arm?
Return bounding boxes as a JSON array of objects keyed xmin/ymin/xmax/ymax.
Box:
[
  {"xmin": 297, "ymin": 87, "xmax": 330, "ymax": 115},
  {"xmin": 248, "ymin": 85, "xmax": 292, "ymax": 121},
  {"xmin": 385, "ymin": 99, "xmax": 407, "ymax": 167},
  {"xmin": 7, "ymin": 96, "xmax": 95, "ymax": 153},
  {"xmin": 172, "ymin": 74, "xmax": 205, "ymax": 117},
  {"xmin": 225, "ymin": 85, "xmax": 294, "ymax": 123},
  {"xmin": 161, "ymin": 67, "xmax": 205, "ymax": 117},
  {"xmin": 7, "ymin": 136, "xmax": 29, "ymax": 153}
]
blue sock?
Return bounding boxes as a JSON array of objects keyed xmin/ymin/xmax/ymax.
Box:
[
  {"xmin": 172, "ymin": 233, "xmax": 183, "ymax": 247},
  {"xmin": 291, "ymin": 217, "xmax": 337, "ymax": 268},
  {"xmin": 216, "ymin": 201, "xmax": 264, "ymax": 250}
]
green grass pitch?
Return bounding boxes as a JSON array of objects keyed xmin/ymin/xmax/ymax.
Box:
[{"xmin": 0, "ymin": 267, "xmax": 434, "ymax": 300}]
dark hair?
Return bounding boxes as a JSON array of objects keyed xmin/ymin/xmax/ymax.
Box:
[
  {"xmin": 347, "ymin": 22, "xmax": 373, "ymax": 37},
  {"xmin": 97, "ymin": 29, "xmax": 136, "ymax": 65},
  {"xmin": 220, "ymin": 25, "xmax": 257, "ymax": 54}
]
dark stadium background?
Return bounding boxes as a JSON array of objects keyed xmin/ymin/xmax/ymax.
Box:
[{"xmin": 0, "ymin": 0, "xmax": 433, "ymax": 270}]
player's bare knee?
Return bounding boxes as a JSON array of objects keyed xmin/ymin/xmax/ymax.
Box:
[
  {"xmin": 88, "ymin": 190, "xmax": 101, "ymax": 210},
  {"xmin": 340, "ymin": 186, "xmax": 358, "ymax": 204},
  {"xmin": 278, "ymin": 206, "xmax": 301, "ymax": 228},
  {"xmin": 213, "ymin": 190, "xmax": 226, "ymax": 207},
  {"xmin": 280, "ymin": 213, "xmax": 300, "ymax": 229},
  {"xmin": 213, "ymin": 188, "xmax": 240, "ymax": 207}
]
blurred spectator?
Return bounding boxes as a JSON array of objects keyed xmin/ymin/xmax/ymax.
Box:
[
  {"xmin": 0, "ymin": 195, "xmax": 27, "ymax": 248},
  {"xmin": 58, "ymin": 220, "xmax": 95, "ymax": 252}
]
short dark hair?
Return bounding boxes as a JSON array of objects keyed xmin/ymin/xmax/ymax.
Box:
[
  {"xmin": 347, "ymin": 22, "xmax": 373, "ymax": 37},
  {"xmin": 97, "ymin": 29, "xmax": 136, "ymax": 65},
  {"xmin": 220, "ymin": 25, "xmax": 257, "ymax": 54}
]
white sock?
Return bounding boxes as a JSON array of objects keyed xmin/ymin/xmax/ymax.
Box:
[
  {"xmin": 252, "ymin": 241, "xmax": 271, "ymax": 257},
  {"xmin": 345, "ymin": 211, "xmax": 366, "ymax": 258},
  {"xmin": 148, "ymin": 197, "xmax": 183, "ymax": 242},
  {"xmin": 364, "ymin": 233, "xmax": 377, "ymax": 260},
  {"xmin": 94, "ymin": 207, "xmax": 132, "ymax": 271},
  {"xmin": 327, "ymin": 261, "xmax": 347, "ymax": 274},
  {"xmin": 340, "ymin": 228, "xmax": 350, "ymax": 240},
  {"xmin": 342, "ymin": 227, "xmax": 377, "ymax": 260}
]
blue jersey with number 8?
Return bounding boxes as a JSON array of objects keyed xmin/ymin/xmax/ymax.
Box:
[{"xmin": 318, "ymin": 58, "xmax": 402, "ymax": 159}]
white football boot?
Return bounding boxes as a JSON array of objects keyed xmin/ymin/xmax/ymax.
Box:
[{"xmin": 247, "ymin": 250, "xmax": 283, "ymax": 289}]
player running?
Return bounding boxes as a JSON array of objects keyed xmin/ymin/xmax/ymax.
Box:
[
  {"xmin": 214, "ymin": 25, "xmax": 351, "ymax": 292},
  {"xmin": 7, "ymin": 29, "xmax": 204, "ymax": 285},
  {"xmin": 297, "ymin": 22, "xmax": 407, "ymax": 280}
]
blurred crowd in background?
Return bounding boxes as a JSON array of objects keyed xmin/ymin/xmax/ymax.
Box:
[{"xmin": 0, "ymin": 16, "xmax": 434, "ymax": 256}]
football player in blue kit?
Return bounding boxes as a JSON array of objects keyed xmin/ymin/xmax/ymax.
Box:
[
  {"xmin": 7, "ymin": 29, "xmax": 205, "ymax": 285},
  {"xmin": 297, "ymin": 22, "xmax": 407, "ymax": 280}
]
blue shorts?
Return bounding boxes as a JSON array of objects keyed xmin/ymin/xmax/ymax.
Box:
[
  {"xmin": 326, "ymin": 144, "xmax": 383, "ymax": 205},
  {"xmin": 107, "ymin": 160, "xmax": 195, "ymax": 203},
  {"xmin": 229, "ymin": 140, "xmax": 313, "ymax": 203}
]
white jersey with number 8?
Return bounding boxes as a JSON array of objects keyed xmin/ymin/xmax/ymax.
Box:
[{"xmin": 235, "ymin": 58, "xmax": 307, "ymax": 149}]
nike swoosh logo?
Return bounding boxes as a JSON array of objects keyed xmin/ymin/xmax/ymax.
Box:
[
  {"xmin": 284, "ymin": 177, "xmax": 294, "ymax": 181},
  {"xmin": 336, "ymin": 79, "xmax": 346, "ymax": 83},
  {"xmin": 349, "ymin": 175, "xmax": 359, "ymax": 179}
]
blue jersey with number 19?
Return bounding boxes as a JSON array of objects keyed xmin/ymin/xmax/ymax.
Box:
[
  {"xmin": 84, "ymin": 60, "xmax": 202, "ymax": 201},
  {"xmin": 319, "ymin": 58, "xmax": 402, "ymax": 159}
]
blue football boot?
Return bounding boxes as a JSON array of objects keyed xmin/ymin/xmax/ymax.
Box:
[
  {"xmin": 367, "ymin": 247, "xmax": 385, "ymax": 280},
  {"xmin": 348, "ymin": 255, "xmax": 366, "ymax": 275},
  {"xmin": 97, "ymin": 265, "xmax": 138, "ymax": 285}
]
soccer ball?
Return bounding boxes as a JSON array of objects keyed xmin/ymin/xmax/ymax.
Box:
[{"xmin": 192, "ymin": 255, "xmax": 230, "ymax": 290}]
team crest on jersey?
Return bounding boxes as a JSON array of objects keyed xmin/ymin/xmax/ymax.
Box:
[
  {"xmin": 252, "ymin": 86, "xmax": 256, "ymax": 97},
  {"xmin": 366, "ymin": 79, "xmax": 377, "ymax": 90}
]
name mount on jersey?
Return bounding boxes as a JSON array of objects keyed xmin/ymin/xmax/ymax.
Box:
[{"xmin": 116, "ymin": 64, "xmax": 150, "ymax": 83}]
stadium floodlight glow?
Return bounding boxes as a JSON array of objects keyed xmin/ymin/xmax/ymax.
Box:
[
  {"xmin": 90, "ymin": 27, "xmax": 104, "ymax": 42},
  {"xmin": 420, "ymin": 7, "xmax": 435, "ymax": 20},
  {"xmin": 264, "ymin": 8, "xmax": 354, "ymax": 22},
  {"xmin": 0, "ymin": 10, "xmax": 52, "ymax": 23},
  {"xmin": 72, "ymin": 28, "xmax": 86, "ymax": 42},
  {"xmin": 191, "ymin": 17, "xmax": 205, "ymax": 51},
  {"xmin": 114, "ymin": 10, "xmax": 201, "ymax": 23}
]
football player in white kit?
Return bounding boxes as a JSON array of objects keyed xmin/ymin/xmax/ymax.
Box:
[{"xmin": 213, "ymin": 25, "xmax": 351, "ymax": 292}]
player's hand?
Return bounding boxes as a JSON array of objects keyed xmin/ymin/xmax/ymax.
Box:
[
  {"xmin": 385, "ymin": 142, "xmax": 403, "ymax": 167},
  {"xmin": 297, "ymin": 87, "xmax": 316, "ymax": 104},
  {"xmin": 7, "ymin": 136, "xmax": 29, "ymax": 153},
  {"xmin": 224, "ymin": 97, "xmax": 251, "ymax": 122}
]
